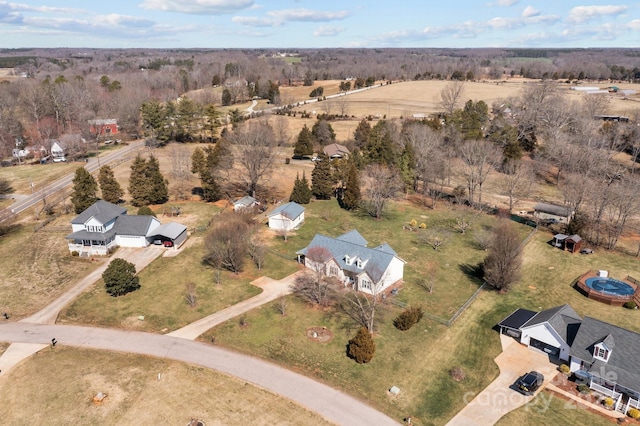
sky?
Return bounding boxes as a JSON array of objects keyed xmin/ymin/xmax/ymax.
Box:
[{"xmin": 0, "ymin": 0, "xmax": 638, "ymax": 49}]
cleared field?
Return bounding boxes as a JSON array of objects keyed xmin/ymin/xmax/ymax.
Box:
[{"xmin": 0, "ymin": 347, "xmax": 330, "ymax": 426}]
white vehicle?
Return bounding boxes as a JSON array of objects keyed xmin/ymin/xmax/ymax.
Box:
[{"xmin": 53, "ymin": 156, "xmax": 66, "ymax": 163}]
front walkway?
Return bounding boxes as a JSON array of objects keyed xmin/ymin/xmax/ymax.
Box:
[{"xmin": 446, "ymin": 335, "xmax": 558, "ymax": 425}]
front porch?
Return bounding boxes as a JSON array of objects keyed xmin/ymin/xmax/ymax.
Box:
[{"xmin": 68, "ymin": 239, "xmax": 115, "ymax": 256}]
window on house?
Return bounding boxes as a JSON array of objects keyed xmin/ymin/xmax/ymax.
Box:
[
  {"xmin": 594, "ymin": 345, "xmax": 609, "ymax": 361},
  {"xmin": 356, "ymin": 259, "xmax": 362, "ymax": 268},
  {"xmin": 329, "ymin": 266, "xmax": 339, "ymax": 276},
  {"xmin": 360, "ymin": 279, "xmax": 371, "ymax": 290}
]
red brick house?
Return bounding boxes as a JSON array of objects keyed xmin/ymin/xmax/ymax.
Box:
[{"xmin": 88, "ymin": 119, "xmax": 119, "ymax": 137}]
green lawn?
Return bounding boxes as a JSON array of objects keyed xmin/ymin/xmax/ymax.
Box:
[
  {"xmin": 497, "ymin": 390, "xmax": 614, "ymax": 426},
  {"xmin": 0, "ymin": 161, "xmax": 78, "ymax": 194}
]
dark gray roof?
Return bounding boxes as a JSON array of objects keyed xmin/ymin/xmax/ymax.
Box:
[
  {"xmin": 71, "ymin": 200, "xmax": 126, "ymax": 225},
  {"xmin": 554, "ymin": 234, "xmax": 568, "ymax": 241},
  {"xmin": 150, "ymin": 222, "xmax": 187, "ymax": 239},
  {"xmin": 522, "ymin": 304, "xmax": 582, "ymax": 345},
  {"xmin": 498, "ymin": 308, "xmax": 538, "ymax": 330},
  {"xmin": 66, "ymin": 228, "xmax": 116, "ymax": 241},
  {"xmin": 568, "ymin": 234, "xmax": 582, "ymax": 243},
  {"xmin": 570, "ymin": 317, "xmax": 640, "ymax": 393},
  {"xmin": 534, "ymin": 202, "xmax": 572, "ymax": 217},
  {"xmin": 114, "ymin": 215, "xmax": 158, "ymax": 236},
  {"xmin": 268, "ymin": 202, "xmax": 305, "ymax": 220},
  {"xmin": 336, "ymin": 229, "xmax": 368, "ymax": 246},
  {"xmin": 296, "ymin": 230, "xmax": 404, "ymax": 282}
]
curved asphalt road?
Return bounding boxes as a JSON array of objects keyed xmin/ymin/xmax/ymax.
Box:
[{"xmin": 0, "ymin": 322, "xmax": 398, "ymax": 426}]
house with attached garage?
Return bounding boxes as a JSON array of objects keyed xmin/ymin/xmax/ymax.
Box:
[
  {"xmin": 296, "ymin": 229, "xmax": 405, "ymax": 295},
  {"xmin": 66, "ymin": 200, "xmax": 187, "ymax": 256},
  {"xmin": 499, "ymin": 304, "xmax": 640, "ymax": 414},
  {"xmin": 267, "ymin": 202, "xmax": 305, "ymax": 231}
]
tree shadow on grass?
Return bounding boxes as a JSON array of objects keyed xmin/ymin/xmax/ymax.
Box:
[{"xmin": 459, "ymin": 262, "xmax": 485, "ymax": 287}]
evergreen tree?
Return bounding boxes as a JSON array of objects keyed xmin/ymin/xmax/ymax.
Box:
[
  {"xmin": 311, "ymin": 120, "xmax": 335, "ymax": 146},
  {"xmin": 353, "ymin": 119, "xmax": 371, "ymax": 149},
  {"xmin": 289, "ymin": 172, "xmax": 312, "ymax": 204},
  {"xmin": 191, "ymin": 147, "xmax": 206, "ymax": 176},
  {"xmin": 311, "ymin": 153, "xmax": 334, "ymax": 199},
  {"xmin": 347, "ymin": 327, "xmax": 376, "ymax": 364},
  {"xmin": 103, "ymin": 258, "xmax": 140, "ymax": 297},
  {"xmin": 128, "ymin": 155, "xmax": 168, "ymax": 207},
  {"xmin": 192, "ymin": 145, "xmax": 225, "ymax": 202},
  {"xmin": 98, "ymin": 165, "xmax": 123, "ymax": 204},
  {"xmin": 146, "ymin": 155, "xmax": 169, "ymax": 205},
  {"xmin": 221, "ymin": 89, "xmax": 232, "ymax": 106},
  {"xmin": 397, "ymin": 142, "xmax": 416, "ymax": 190},
  {"xmin": 137, "ymin": 206, "xmax": 156, "ymax": 217},
  {"xmin": 293, "ymin": 125, "xmax": 314, "ymax": 158},
  {"xmin": 71, "ymin": 167, "xmax": 98, "ymax": 214},
  {"xmin": 340, "ymin": 162, "xmax": 361, "ymax": 210},
  {"xmin": 364, "ymin": 120, "xmax": 396, "ymax": 166}
]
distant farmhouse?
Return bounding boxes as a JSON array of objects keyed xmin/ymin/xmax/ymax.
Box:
[
  {"xmin": 499, "ymin": 304, "xmax": 640, "ymax": 415},
  {"xmin": 66, "ymin": 200, "xmax": 187, "ymax": 256},
  {"xmin": 534, "ymin": 202, "xmax": 573, "ymax": 225},
  {"xmin": 323, "ymin": 143, "xmax": 350, "ymax": 159},
  {"xmin": 89, "ymin": 119, "xmax": 119, "ymax": 138},
  {"xmin": 296, "ymin": 229, "xmax": 405, "ymax": 295},
  {"xmin": 234, "ymin": 195, "xmax": 260, "ymax": 212}
]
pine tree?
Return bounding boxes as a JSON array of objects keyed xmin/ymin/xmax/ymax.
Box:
[
  {"xmin": 353, "ymin": 119, "xmax": 371, "ymax": 149},
  {"xmin": 311, "ymin": 153, "xmax": 333, "ymax": 199},
  {"xmin": 365, "ymin": 120, "xmax": 396, "ymax": 166},
  {"xmin": 347, "ymin": 327, "xmax": 376, "ymax": 364},
  {"xmin": 103, "ymin": 258, "xmax": 140, "ymax": 297},
  {"xmin": 293, "ymin": 125, "xmax": 314, "ymax": 158},
  {"xmin": 98, "ymin": 165, "xmax": 123, "ymax": 204},
  {"xmin": 146, "ymin": 155, "xmax": 168, "ymax": 205},
  {"xmin": 71, "ymin": 167, "xmax": 98, "ymax": 213},
  {"xmin": 340, "ymin": 162, "xmax": 361, "ymax": 210},
  {"xmin": 289, "ymin": 172, "xmax": 311, "ymax": 204},
  {"xmin": 129, "ymin": 155, "xmax": 149, "ymax": 207}
]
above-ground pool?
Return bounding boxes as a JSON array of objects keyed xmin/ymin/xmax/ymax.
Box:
[
  {"xmin": 576, "ymin": 272, "xmax": 639, "ymax": 306},
  {"xmin": 585, "ymin": 277, "xmax": 636, "ymax": 296}
]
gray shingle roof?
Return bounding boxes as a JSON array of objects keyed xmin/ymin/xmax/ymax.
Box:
[
  {"xmin": 570, "ymin": 317, "xmax": 640, "ymax": 393},
  {"xmin": 336, "ymin": 229, "xmax": 368, "ymax": 246},
  {"xmin": 534, "ymin": 202, "xmax": 572, "ymax": 217},
  {"xmin": 296, "ymin": 230, "xmax": 404, "ymax": 282},
  {"xmin": 522, "ymin": 304, "xmax": 583, "ymax": 345},
  {"xmin": 71, "ymin": 200, "xmax": 126, "ymax": 225},
  {"xmin": 234, "ymin": 196, "xmax": 257, "ymax": 207},
  {"xmin": 114, "ymin": 215, "xmax": 158, "ymax": 236},
  {"xmin": 498, "ymin": 308, "xmax": 538, "ymax": 330},
  {"xmin": 268, "ymin": 202, "xmax": 305, "ymax": 220},
  {"xmin": 150, "ymin": 222, "xmax": 187, "ymax": 239}
]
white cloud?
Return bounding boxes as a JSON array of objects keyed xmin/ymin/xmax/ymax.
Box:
[
  {"xmin": 522, "ymin": 6, "xmax": 539, "ymax": 18},
  {"xmin": 140, "ymin": 0, "xmax": 254, "ymax": 14},
  {"xmin": 234, "ymin": 8, "xmax": 349, "ymax": 27},
  {"xmin": 314, "ymin": 26, "xmax": 344, "ymax": 37},
  {"xmin": 567, "ymin": 5, "xmax": 628, "ymax": 23},
  {"xmin": 487, "ymin": 0, "xmax": 518, "ymax": 6}
]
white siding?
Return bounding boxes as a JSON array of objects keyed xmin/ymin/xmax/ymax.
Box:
[
  {"xmin": 269, "ymin": 212, "xmax": 304, "ymax": 231},
  {"xmin": 115, "ymin": 235, "xmax": 148, "ymax": 248},
  {"xmin": 520, "ymin": 323, "xmax": 571, "ymax": 361}
]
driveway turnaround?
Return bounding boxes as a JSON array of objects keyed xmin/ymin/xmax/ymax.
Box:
[
  {"xmin": 0, "ymin": 322, "xmax": 399, "ymax": 426},
  {"xmin": 446, "ymin": 335, "xmax": 558, "ymax": 426}
]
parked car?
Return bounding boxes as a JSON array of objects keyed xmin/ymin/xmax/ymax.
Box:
[
  {"xmin": 53, "ymin": 156, "xmax": 66, "ymax": 163},
  {"xmin": 580, "ymin": 248, "xmax": 594, "ymax": 254},
  {"xmin": 515, "ymin": 371, "xmax": 544, "ymax": 395},
  {"xmin": 163, "ymin": 240, "xmax": 173, "ymax": 248}
]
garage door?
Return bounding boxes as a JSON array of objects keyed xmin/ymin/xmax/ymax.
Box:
[{"xmin": 530, "ymin": 338, "xmax": 559, "ymax": 357}]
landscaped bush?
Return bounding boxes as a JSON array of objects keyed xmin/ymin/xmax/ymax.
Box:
[
  {"xmin": 347, "ymin": 327, "xmax": 375, "ymax": 364},
  {"xmin": 629, "ymin": 408, "xmax": 640, "ymax": 419},
  {"xmin": 393, "ymin": 306, "xmax": 424, "ymax": 331},
  {"xmin": 559, "ymin": 364, "xmax": 570, "ymax": 374},
  {"xmin": 577, "ymin": 384, "xmax": 591, "ymax": 394},
  {"xmin": 71, "ymin": 251, "xmax": 79, "ymax": 257},
  {"xmin": 624, "ymin": 301, "xmax": 637, "ymax": 309},
  {"xmin": 603, "ymin": 397, "xmax": 614, "ymax": 408}
]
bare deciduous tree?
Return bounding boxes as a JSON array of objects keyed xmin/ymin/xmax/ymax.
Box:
[
  {"xmin": 439, "ymin": 80, "xmax": 465, "ymax": 115},
  {"xmin": 339, "ymin": 279, "xmax": 383, "ymax": 333},
  {"xmin": 500, "ymin": 161, "xmax": 534, "ymax": 213},
  {"xmin": 483, "ymin": 220, "xmax": 522, "ymax": 292},
  {"xmin": 170, "ymin": 145, "xmax": 192, "ymax": 200},
  {"xmin": 473, "ymin": 229, "xmax": 493, "ymax": 251},
  {"xmin": 293, "ymin": 247, "xmax": 335, "ymax": 306},
  {"xmin": 247, "ymin": 233, "xmax": 267, "ymax": 270},
  {"xmin": 458, "ymin": 140, "xmax": 501, "ymax": 208},
  {"xmin": 362, "ymin": 163, "xmax": 403, "ymax": 219},
  {"xmin": 185, "ymin": 282, "xmax": 197, "ymax": 308},
  {"xmin": 204, "ymin": 214, "xmax": 251, "ymax": 275},
  {"xmin": 228, "ymin": 120, "xmax": 281, "ymax": 197},
  {"xmin": 454, "ymin": 214, "xmax": 472, "ymax": 234},
  {"xmin": 274, "ymin": 293, "xmax": 288, "ymax": 316},
  {"xmin": 419, "ymin": 228, "xmax": 450, "ymax": 250}
]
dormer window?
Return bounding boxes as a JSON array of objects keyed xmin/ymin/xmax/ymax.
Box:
[
  {"xmin": 345, "ymin": 255, "xmax": 353, "ymax": 265},
  {"xmin": 356, "ymin": 259, "xmax": 363, "ymax": 268},
  {"xmin": 594, "ymin": 342, "xmax": 610, "ymax": 362}
]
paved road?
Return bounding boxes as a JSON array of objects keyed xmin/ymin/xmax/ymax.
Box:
[
  {"xmin": 446, "ymin": 335, "xmax": 559, "ymax": 426},
  {"xmin": 168, "ymin": 270, "xmax": 303, "ymax": 340},
  {"xmin": 0, "ymin": 322, "xmax": 399, "ymax": 426},
  {"xmin": 0, "ymin": 140, "xmax": 145, "ymax": 223}
]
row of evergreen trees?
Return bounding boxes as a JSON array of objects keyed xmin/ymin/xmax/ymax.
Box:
[{"xmin": 71, "ymin": 154, "xmax": 168, "ymax": 214}]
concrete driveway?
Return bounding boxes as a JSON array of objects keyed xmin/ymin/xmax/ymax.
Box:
[{"xmin": 446, "ymin": 335, "xmax": 558, "ymax": 426}]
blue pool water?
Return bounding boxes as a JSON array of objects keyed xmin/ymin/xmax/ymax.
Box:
[{"xmin": 585, "ymin": 277, "xmax": 635, "ymax": 296}]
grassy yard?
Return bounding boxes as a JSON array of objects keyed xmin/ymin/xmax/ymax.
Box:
[
  {"xmin": 0, "ymin": 347, "xmax": 330, "ymax": 426},
  {"xmin": 496, "ymin": 390, "xmax": 614, "ymax": 426}
]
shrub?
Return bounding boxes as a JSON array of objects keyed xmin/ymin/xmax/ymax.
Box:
[
  {"xmin": 419, "ymin": 223, "xmax": 427, "ymax": 229},
  {"xmin": 577, "ymin": 384, "xmax": 591, "ymax": 394},
  {"xmin": 624, "ymin": 301, "xmax": 637, "ymax": 309},
  {"xmin": 410, "ymin": 219, "xmax": 417, "ymax": 227},
  {"xmin": 450, "ymin": 367, "xmax": 466, "ymax": 382},
  {"xmin": 603, "ymin": 397, "xmax": 614, "ymax": 408},
  {"xmin": 394, "ymin": 306, "xmax": 424, "ymax": 331},
  {"xmin": 347, "ymin": 327, "xmax": 375, "ymax": 364},
  {"xmin": 137, "ymin": 205, "xmax": 156, "ymax": 217},
  {"xmin": 629, "ymin": 408, "xmax": 640, "ymax": 419},
  {"xmin": 559, "ymin": 364, "xmax": 570, "ymax": 374},
  {"xmin": 102, "ymin": 258, "xmax": 140, "ymax": 297},
  {"xmin": 71, "ymin": 251, "xmax": 79, "ymax": 257}
]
